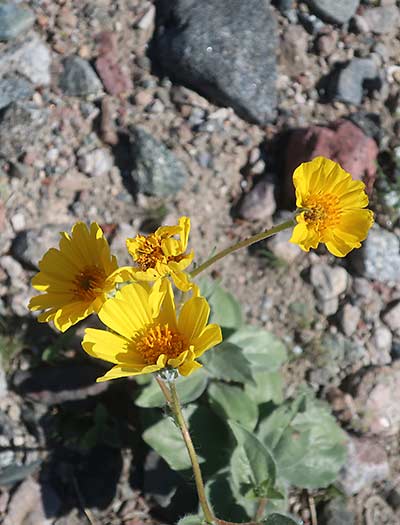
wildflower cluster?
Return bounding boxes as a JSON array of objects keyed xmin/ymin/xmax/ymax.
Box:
[
  {"xmin": 28, "ymin": 157, "xmax": 374, "ymax": 525},
  {"xmin": 29, "ymin": 215, "xmax": 221, "ymax": 380}
]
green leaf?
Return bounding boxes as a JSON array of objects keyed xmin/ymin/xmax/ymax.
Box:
[
  {"xmin": 208, "ymin": 383, "xmax": 258, "ymax": 430},
  {"xmin": 177, "ymin": 515, "xmax": 203, "ymax": 525},
  {"xmin": 134, "ymin": 374, "xmax": 152, "ymax": 385},
  {"xmin": 206, "ymin": 472, "xmax": 253, "ymax": 522},
  {"xmin": 135, "ymin": 369, "xmax": 208, "ymax": 408},
  {"xmin": 142, "ymin": 404, "xmax": 230, "ymax": 474},
  {"xmin": 200, "ymin": 342, "xmax": 254, "ymax": 384},
  {"xmin": 265, "ymin": 514, "xmax": 300, "ymax": 525},
  {"xmin": 142, "ymin": 405, "xmax": 198, "ymax": 471},
  {"xmin": 244, "ymin": 370, "xmax": 284, "ymax": 405},
  {"xmin": 229, "ymin": 326, "xmax": 287, "ymax": 371},
  {"xmin": 205, "ymin": 282, "xmax": 243, "ymax": 330},
  {"xmin": 228, "ymin": 421, "xmax": 276, "ymax": 492},
  {"xmin": 258, "ymin": 391, "xmax": 347, "ymax": 489}
]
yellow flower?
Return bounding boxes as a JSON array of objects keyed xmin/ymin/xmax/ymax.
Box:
[
  {"xmin": 126, "ymin": 216, "xmax": 193, "ymax": 291},
  {"xmin": 29, "ymin": 222, "xmax": 128, "ymax": 332},
  {"xmin": 290, "ymin": 157, "xmax": 374, "ymax": 257},
  {"xmin": 81, "ymin": 279, "xmax": 222, "ymax": 381}
]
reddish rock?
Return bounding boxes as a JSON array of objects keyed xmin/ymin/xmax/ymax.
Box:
[
  {"xmin": 283, "ymin": 119, "xmax": 378, "ymax": 205},
  {"xmin": 95, "ymin": 31, "xmax": 133, "ymax": 96}
]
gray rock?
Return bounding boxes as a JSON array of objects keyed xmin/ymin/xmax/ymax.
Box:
[
  {"xmin": 351, "ymin": 225, "xmax": 400, "ymax": 284},
  {"xmin": 0, "ymin": 76, "xmax": 34, "ymax": 111},
  {"xmin": 311, "ymin": 264, "xmax": 349, "ymax": 300},
  {"xmin": 267, "ymin": 228, "xmax": 302, "ymax": 263},
  {"xmin": 310, "ymin": 264, "xmax": 348, "ymax": 315},
  {"xmin": 11, "ymin": 225, "xmax": 69, "ymax": 268},
  {"xmin": 275, "ymin": 0, "xmax": 294, "ymax": 13},
  {"xmin": 130, "ymin": 127, "xmax": 188, "ymax": 197},
  {"xmin": 308, "ymin": 332, "xmax": 367, "ymax": 386},
  {"xmin": 306, "ymin": 0, "xmax": 359, "ymax": 24},
  {"xmin": 333, "ymin": 58, "xmax": 380, "ymax": 105},
  {"xmin": 59, "ymin": 56, "xmax": 102, "ymax": 97},
  {"xmin": 239, "ymin": 180, "xmax": 276, "ymax": 221},
  {"xmin": 340, "ymin": 303, "xmax": 361, "ymax": 337},
  {"xmin": 322, "ymin": 499, "xmax": 355, "ymax": 525},
  {"xmin": 338, "ymin": 436, "xmax": 389, "ymax": 495},
  {"xmin": 154, "ymin": 0, "xmax": 277, "ymax": 124},
  {"xmin": 0, "ymin": 102, "xmax": 48, "ymax": 159},
  {"xmin": 367, "ymin": 325, "xmax": 392, "ymax": 366},
  {"xmin": 361, "ymin": 6, "xmax": 400, "ymax": 34},
  {"xmin": 0, "ymin": 3, "xmax": 35, "ymax": 42},
  {"xmin": 383, "ymin": 301, "xmax": 400, "ymax": 335},
  {"xmin": 0, "ymin": 33, "xmax": 52, "ymax": 86},
  {"xmin": 354, "ymin": 363, "xmax": 400, "ymax": 435}
]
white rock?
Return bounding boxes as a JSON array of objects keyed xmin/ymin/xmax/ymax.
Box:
[
  {"xmin": 0, "ymin": 33, "xmax": 51, "ymax": 86},
  {"xmin": 311, "ymin": 264, "xmax": 349, "ymax": 300},
  {"xmin": 340, "ymin": 303, "xmax": 361, "ymax": 336},
  {"xmin": 383, "ymin": 301, "xmax": 400, "ymax": 334},
  {"xmin": 78, "ymin": 148, "xmax": 113, "ymax": 177}
]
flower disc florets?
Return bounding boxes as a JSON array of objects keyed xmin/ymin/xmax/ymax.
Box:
[{"xmin": 126, "ymin": 217, "xmax": 194, "ymax": 291}]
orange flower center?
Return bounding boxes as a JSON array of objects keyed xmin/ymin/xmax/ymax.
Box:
[
  {"xmin": 132, "ymin": 234, "xmax": 187, "ymax": 271},
  {"xmin": 135, "ymin": 323, "xmax": 188, "ymax": 364},
  {"xmin": 72, "ymin": 265, "xmax": 106, "ymax": 301},
  {"xmin": 133, "ymin": 234, "xmax": 165, "ymax": 271},
  {"xmin": 303, "ymin": 193, "xmax": 341, "ymax": 232}
]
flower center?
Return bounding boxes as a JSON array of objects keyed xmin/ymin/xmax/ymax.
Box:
[
  {"xmin": 303, "ymin": 193, "xmax": 341, "ymax": 232},
  {"xmin": 72, "ymin": 265, "xmax": 106, "ymax": 301},
  {"xmin": 135, "ymin": 324, "xmax": 188, "ymax": 364},
  {"xmin": 133, "ymin": 234, "xmax": 165, "ymax": 271}
]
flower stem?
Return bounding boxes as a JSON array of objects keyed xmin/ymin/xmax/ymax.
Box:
[
  {"xmin": 165, "ymin": 381, "xmax": 215, "ymax": 524},
  {"xmin": 190, "ymin": 218, "xmax": 296, "ymax": 279},
  {"xmin": 155, "ymin": 376, "xmax": 172, "ymax": 405},
  {"xmin": 254, "ymin": 498, "xmax": 267, "ymax": 522}
]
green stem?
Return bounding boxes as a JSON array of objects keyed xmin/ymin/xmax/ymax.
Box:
[
  {"xmin": 168, "ymin": 381, "xmax": 215, "ymax": 524},
  {"xmin": 190, "ymin": 218, "xmax": 296, "ymax": 279}
]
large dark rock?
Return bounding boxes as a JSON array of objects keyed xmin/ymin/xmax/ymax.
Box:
[{"xmin": 153, "ymin": 0, "xmax": 277, "ymax": 124}]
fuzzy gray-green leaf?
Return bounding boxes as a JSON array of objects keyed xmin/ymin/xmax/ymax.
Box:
[{"xmin": 208, "ymin": 383, "xmax": 258, "ymax": 430}]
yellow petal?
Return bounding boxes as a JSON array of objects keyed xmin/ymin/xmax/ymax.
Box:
[
  {"xmin": 99, "ymin": 283, "xmax": 153, "ymax": 338},
  {"xmin": 169, "ymin": 267, "xmax": 192, "ymax": 292},
  {"xmin": 153, "ymin": 279, "xmax": 177, "ymax": 329},
  {"xmin": 178, "ymin": 296, "xmax": 210, "ymax": 341},
  {"xmin": 96, "ymin": 363, "xmax": 161, "ymax": 382},
  {"xmin": 82, "ymin": 328, "xmax": 145, "ymax": 366},
  {"xmin": 53, "ymin": 301, "xmax": 94, "ymax": 332},
  {"xmin": 192, "ymin": 324, "xmax": 222, "ymax": 357},
  {"xmin": 178, "ymin": 216, "xmax": 191, "ymax": 251},
  {"xmin": 168, "ymin": 349, "xmax": 189, "ymax": 368},
  {"xmin": 325, "ymin": 234, "xmax": 357, "ymax": 257},
  {"xmin": 179, "ymin": 358, "xmax": 202, "ymax": 377}
]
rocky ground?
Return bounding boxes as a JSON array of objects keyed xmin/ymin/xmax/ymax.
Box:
[{"xmin": 1, "ymin": 0, "xmax": 400, "ymax": 524}]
